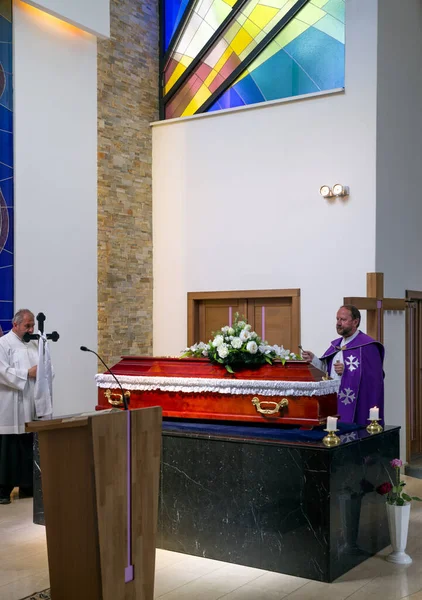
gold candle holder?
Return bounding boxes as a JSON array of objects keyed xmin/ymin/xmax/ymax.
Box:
[
  {"xmin": 366, "ymin": 419, "xmax": 383, "ymax": 434},
  {"xmin": 322, "ymin": 429, "xmax": 341, "ymax": 447}
]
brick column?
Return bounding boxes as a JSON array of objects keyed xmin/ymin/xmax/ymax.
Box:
[{"xmin": 97, "ymin": 0, "xmax": 159, "ymax": 366}]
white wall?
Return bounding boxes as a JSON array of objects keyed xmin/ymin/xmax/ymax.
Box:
[
  {"xmin": 383, "ymin": 313, "xmax": 405, "ymax": 453},
  {"xmin": 152, "ymin": 0, "xmax": 379, "ymax": 358},
  {"xmin": 376, "ymin": 0, "xmax": 422, "ymax": 456},
  {"xmin": 22, "ymin": 0, "xmax": 110, "ymax": 38},
  {"xmin": 14, "ymin": 0, "xmax": 99, "ymax": 416}
]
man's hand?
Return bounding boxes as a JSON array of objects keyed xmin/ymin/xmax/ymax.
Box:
[
  {"xmin": 28, "ymin": 365, "xmax": 37, "ymax": 379},
  {"xmin": 334, "ymin": 360, "xmax": 344, "ymax": 376},
  {"xmin": 301, "ymin": 350, "xmax": 314, "ymax": 363}
]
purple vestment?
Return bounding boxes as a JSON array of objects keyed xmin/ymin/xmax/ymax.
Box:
[{"xmin": 320, "ymin": 331, "xmax": 385, "ymax": 425}]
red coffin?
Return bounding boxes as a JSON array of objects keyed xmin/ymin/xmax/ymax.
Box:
[{"xmin": 96, "ymin": 357, "xmax": 339, "ymax": 428}]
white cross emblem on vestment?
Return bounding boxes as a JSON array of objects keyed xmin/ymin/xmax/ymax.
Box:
[
  {"xmin": 345, "ymin": 355, "xmax": 360, "ymax": 372},
  {"xmin": 339, "ymin": 387, "xmax": 356, "ymax": 405}
]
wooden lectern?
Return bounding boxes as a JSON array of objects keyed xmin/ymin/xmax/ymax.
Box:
[{"xmin": 27, "ymin": 407, "xmax": 162, "ymax": 600}]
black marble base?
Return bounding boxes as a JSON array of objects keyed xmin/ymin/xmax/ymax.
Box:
[
  {"xmin": 32, "ymin": 420, "xmax": 399, "ymax": 582},
  {"xmin": 157, "ymin": 423, "xmax": 399, "ymax": 582}
]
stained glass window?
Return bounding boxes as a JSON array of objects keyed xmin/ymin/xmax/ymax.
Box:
[
  {"xmin": 0, "ymin": 0, "xmax": 13, "ymax": 334},
  {"xmin": 164, "ymin": 0, "xmax": 192, "ymax": 51},
  {"xmin": 163, "ymin": 0, "xmax": 239, "ymax": 95},
  {"xmin": 161, "ymin": 0, "xmax": 345, "ymax": 118}
]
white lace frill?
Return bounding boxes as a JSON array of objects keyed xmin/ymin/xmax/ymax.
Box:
[{"xmin": 95, "ymin": 374, "xmax": 339, "ymax": 397}]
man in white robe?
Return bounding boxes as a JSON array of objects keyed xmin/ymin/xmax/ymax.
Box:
[{"xmin": 0, "ymin": 309, "xmax": 38, "ymax": 504}]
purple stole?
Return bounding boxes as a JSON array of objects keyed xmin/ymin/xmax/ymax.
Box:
[{"xmin": 320, "ymin": 332, "xmax": 385, "ymax": 423}]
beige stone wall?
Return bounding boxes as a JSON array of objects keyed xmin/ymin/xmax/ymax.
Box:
[{"xmin": 97, "ymin": 0, "xmax": 159, "ymax": 367}]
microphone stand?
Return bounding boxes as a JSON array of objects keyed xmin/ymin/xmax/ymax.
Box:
[
  {"xmin": 80, "ymin": 346, "xmax": 129, "ymax": 411},
  {"xmin": 81, "ymin": 346, "xmax": 134, "ymax": 580}
]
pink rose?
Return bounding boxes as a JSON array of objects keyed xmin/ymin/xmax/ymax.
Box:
[{"xmin": 390, "ymin": 459, "xmax": 403, "ymax": 468}]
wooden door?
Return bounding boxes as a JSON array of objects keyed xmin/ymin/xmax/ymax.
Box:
[
  {"xmin": 247, "ymin": 297, "xmax": 295, "ymax": 348},
  {"xmin": 407, "ymin": 294, "xmax": 422, "ymax": 459},
  {"xmin": 188, "ymin": 289, "xmax": 300, "ymax": 351},
  {"xmin": 198, "ymin": 298, "xmax": 247, "ymax": 342}
]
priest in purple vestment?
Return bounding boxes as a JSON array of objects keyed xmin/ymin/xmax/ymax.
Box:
[{"xmin": 302, "ymin": 305, "xmax": 385, "ymax": 425}]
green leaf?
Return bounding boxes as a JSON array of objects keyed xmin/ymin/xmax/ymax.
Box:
[
  {"xmin": 225, "ymin": 365, "xmax": 235, "ymax": 374},
  {"xmin": 402, "ymin": 493, "xmax": 412, "ymax": 502},
  {"xmin": 411, "ymin": 496, "xmax": 422, "ymax": 501}
]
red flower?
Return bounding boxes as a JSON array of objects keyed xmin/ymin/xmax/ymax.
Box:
[{"xmin": 376, "ymin": 482, "xmax": 393, "ymax": 496}]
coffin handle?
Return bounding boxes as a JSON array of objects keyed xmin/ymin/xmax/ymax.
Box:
[
  {"xmin": 104, "ymin": 388, "xmax": 131, "ymax": 406},
  {"xmin": 252, "ymin": 396, "xmax": 288, "ymax": 415}
]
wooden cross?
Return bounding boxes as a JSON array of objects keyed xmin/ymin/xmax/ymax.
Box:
[
  {"xmin": 23, "ymin": 312, "xmax": 60, "ymax": 343},
  {"xmin": 343, "ymin": 272, "xmax": 406, "ymax": 343}
]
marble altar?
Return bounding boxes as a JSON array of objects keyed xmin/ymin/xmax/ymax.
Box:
[{"xmin": 157, "ymin": 422, "xmax": 399, "ymax": 582}]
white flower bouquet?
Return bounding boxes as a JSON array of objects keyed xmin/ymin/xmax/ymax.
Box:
[{"xmin": 182, "ymin": 313, "xmax": 300, "ymax": 373}]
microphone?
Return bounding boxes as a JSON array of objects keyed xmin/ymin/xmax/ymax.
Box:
[{"xmin": 80, "ymin": 346, "xmax": 128, "ymax": 411}]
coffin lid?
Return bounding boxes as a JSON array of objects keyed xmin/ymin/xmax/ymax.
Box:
[{"xmin": 105, "ymin": 356, "xmax": 326, "ymax": 382}]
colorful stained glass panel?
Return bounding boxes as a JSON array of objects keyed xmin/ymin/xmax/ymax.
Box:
[
  {"xmin": 161, "ymin": 0, "xmax": 345, "ymax": 118},
  {"xmin": 164, "ymin": 0, "xmax": 192, "ymax": 51},
  {"xmin": 165, "ymin": 0, "xmax": 301, "ymax": 118},
  {"xmin": 208, "ymin": 2, "xmax": 344, "ymax": 111},
  {"xmin": 164, "ymin": 0, "xmax": 239, "ymax": 95},
  {"xmin": 0, "ymin": 2, "xmax": 13, "ymax": 334}
]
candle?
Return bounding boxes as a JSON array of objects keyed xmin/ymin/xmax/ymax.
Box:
[
  {"xmin": 326, "ymin": 416, "xmax": 338, "ymax": 431},
  {"xmin": 369, "ymin": 407, "xmax": 379, "ymax": 421}
]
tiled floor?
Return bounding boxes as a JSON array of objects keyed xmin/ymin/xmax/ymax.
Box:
[{"xmin": 1, "ymin": 478, "xmax": 422, "ymax": 600}]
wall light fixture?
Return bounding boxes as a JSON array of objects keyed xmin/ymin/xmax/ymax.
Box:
[
  {"xmin": 332, "ymin": 184, "xmax": 349, "ymax": 197},
  {"xmin": 319, "ymin": 185, "xmax": 333, "ymax": 198}
]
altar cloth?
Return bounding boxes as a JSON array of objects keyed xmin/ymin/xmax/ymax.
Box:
[{"xmin": 162, "ymin": 420, "xmax": 364, "ymax": 444}]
